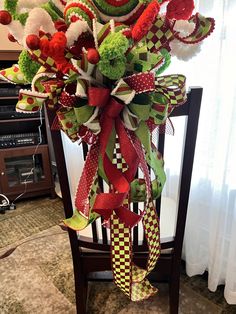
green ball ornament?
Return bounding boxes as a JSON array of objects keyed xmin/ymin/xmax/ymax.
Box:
[
  {"xmin": 98, "ymin": 32, "xmax": 129, "ymax": 80},
  {"xmin": 98, "ymin": 56, "xmax": 127, "ymax": 80}
]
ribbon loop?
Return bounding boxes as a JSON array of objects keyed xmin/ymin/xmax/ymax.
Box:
[
  {"xmin": 94, "ymin": 193, "xmax": 127, "ymax": 211},
  {"xmin": 115, "ymin": 206, "xmax": 143, "ymax": 228},
  {"xmin": 88, "ymin": 87, "xmax": 111, "ymax": 107},
  {"xmin": 105, "ymin": 98, "xmax": 124, "ymax": 119}
]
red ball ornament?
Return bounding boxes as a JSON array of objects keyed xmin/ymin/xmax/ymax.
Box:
[
  {"xmin": 166, "ymin": 0, "xmax": 195, "ymax": 20},
  {"xmin": 26, "ymin": 34, "xmax": 40, "ymax": 50},
  {"xmin": 87, "ymin": 48, "xmax": 100, "ymax": 64},
  {"xmin": 8, "ymin": 33, "xmax": 17, "ymax": 42},
  {"xmin": 0, "ymin": 10, "xmax": 12, "ymax": 25}
]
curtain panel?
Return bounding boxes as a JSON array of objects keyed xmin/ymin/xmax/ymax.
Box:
[
  {"xmin": 163, "ymin": 0, "xmax": 236, "ymax": 304},
  {"xmin": 60, "ymin": 0, "xmax": 236, "ymax": 304}
]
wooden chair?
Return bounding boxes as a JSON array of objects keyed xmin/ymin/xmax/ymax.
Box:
[{"xmin": 46, "ymin": 87, "xmax": 202, "ymax": 314}]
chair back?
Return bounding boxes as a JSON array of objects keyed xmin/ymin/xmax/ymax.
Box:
[{"xmin": 47, "ymin": 87, "xmax": 202, "ymax": 257}]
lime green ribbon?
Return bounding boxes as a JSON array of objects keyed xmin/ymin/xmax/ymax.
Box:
[{"xmin": 0, "ymin": 65, "xmax": 28, "ymax": 85}]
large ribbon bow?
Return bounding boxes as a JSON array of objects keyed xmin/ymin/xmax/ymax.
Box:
[{"xmin": 78, "ymin": 86, "xmax": 143, "ymax": 228}]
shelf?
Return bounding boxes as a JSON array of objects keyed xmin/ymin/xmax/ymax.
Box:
[
  {"xmin": 0, "ymin": 144, "xmax": 48, "ymax": 153},
  {"xmin": 0, "ymin": 96, "xmax": 19, "ymax": 100},
  {"xmin": 0, "ymin": 117, "xmax": 44, "ymax": 123},
  {"xmin": 0, "ymin": 58, "xmax": 55, "ymax": 200},
  {"xmin": 0, "ymin": 142, "xmax": 55, "ymax": 200},
  {"xmin": 0, "ymin": 51, "xmax": 21, "ymax": 61}
]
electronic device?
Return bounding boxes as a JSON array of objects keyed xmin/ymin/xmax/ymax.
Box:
[
  {"xmin": 0, "ymin": 82, "xmax": 30, "ymax": 97},
  {"xmin": 0, "ymin": 86, "xmax": 21, "ymax": 97},
  {"xmin": 0, "ymin": 194, "xmax": 16, "ymax": 214},
  {"xmin": 0, "ymin": 104, "xmax": 40, "ymax": 119},
  {"xmin": 0, "ymin": 132, "xmax": 45, "ymax": 149}
]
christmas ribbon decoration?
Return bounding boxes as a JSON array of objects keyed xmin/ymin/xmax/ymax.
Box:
[
  {"xmin": 0, "ymin": 0, "xmax": 214, "ymax": 302},
  {"xmin": 65, "ymin": 76, "xmax": 177, "ymax": 300}
]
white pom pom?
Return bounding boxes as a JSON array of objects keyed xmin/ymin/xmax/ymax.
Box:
[
  {"xmin": 170, "ymin": 39, "xmax": 202, "ymax": 61},
  {"xmin": 173, "ymin": 20, "xmax": 195, "ymax": 36}
]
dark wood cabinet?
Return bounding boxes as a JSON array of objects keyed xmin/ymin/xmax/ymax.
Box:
[
  {"xmin": 0, "ymin": 52, "xmax": 55, "ymax": 201},
  {"xmin": 0, "ymin": 144, "xmax": 54, "ymax": 200}
]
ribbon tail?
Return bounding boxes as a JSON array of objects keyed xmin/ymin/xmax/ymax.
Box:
[
  {"xmin": 103, "ymin": 153, "xmax": 130, "ymax": 193},
  {"xmin": 64, "ymin": 143, "xmax": 100, "ymax": 231},
  {"xmin": 99, "ymin": 115, "xmax": 130, "ymax": 193},
  {"xmin": 111, "ymin": 211, "xmax": 132, "ymax": 298},
  {"xmin": 131, "ymin": 279, "xmax": 158, "ymax": 301},
  {"xmin": 115, "ymin": 118, "xmax": 139, "ymax": 183}
]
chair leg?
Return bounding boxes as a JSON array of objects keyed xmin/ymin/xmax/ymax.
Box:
[
  {"xmin": 169, "ymin": 271, "xmax": 180, "ymax": 314},
  {"xmin": 75, "ymin": 275, "xmax": 88, "ymax": 314},
  {"xmin": 68, "ymin": 234, "xmax": 88, "ymax": 314}
]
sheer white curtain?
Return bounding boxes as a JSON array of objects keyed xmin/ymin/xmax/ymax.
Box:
[{"xmin": 163, "ymin": 0, "xmax": 236, "ymax": 304}]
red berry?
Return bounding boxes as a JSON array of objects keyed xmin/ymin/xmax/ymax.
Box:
[
  {"xmin": 0, "ymin": 10, "xmax": 12, "ymax": 25},
  {"xmin": 26, "ymin": 34, "xmax": 40, "ymax": 50},
  {"xmin": 87, "ymin": 48, "xmax": 100, "ymax": 64},
  {"xmin": 8, "ymin": 33, "xmax": 17, "ymax": 42}
]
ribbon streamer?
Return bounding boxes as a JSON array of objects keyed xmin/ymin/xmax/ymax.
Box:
[{"xmin": 110, "ymin": 140, "xmax": 160, "ymax": 301}]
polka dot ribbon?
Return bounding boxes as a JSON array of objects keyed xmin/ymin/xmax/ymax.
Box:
[
  {"xmin": 0, "ymin": 65, "xmax": 28, "ymax": 85},
  {"xmin": 16, "ymin": 89, "xmax": 48, "ymax": 113}
]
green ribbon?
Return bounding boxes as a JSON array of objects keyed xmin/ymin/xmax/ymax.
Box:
[
  {"xmin": 135, "ymin": 121, "xmax": 166, "ymax": 199},
  {"xmin": 74, "ymin": 105, "xmax": 94, "ymax": 125},
  {"xmin": 129, "ymin": 94, "xmax": 152, "ymax": 121}
]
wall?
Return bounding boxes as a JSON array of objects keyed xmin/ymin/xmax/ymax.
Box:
[{"xmin": 0, "ymin": 25, "xmax": 22, "ymax": 51}]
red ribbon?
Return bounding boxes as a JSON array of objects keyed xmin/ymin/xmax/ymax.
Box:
[
  {"xmin": 88, "ymin": 87, "xmax": 141, "ymax": 228},
  {"xmin": 124, "ymin": 72, "xmax": 155, "ymax": 94},
  {"xmin": 88, "ymin": 87, "xmax": 110, "ymax": 107}
]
